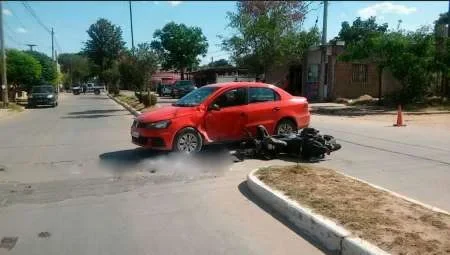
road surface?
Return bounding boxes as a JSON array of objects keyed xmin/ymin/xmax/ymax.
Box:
[{"xmin": 0, "ymin": 93, "xmax": 323, "ymax": 255}]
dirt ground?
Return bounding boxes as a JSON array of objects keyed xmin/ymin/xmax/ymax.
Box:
[{"xmin": 257, "ymin": 165, "xmax": 450, "ymax": 255}]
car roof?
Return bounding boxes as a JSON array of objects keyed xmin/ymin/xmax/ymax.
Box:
[
  {"xmin": 33, "ymin": 85, "xmax": 53, "ymax": 88},
  {"xmin": 204, "ymin": 82, "xmax": 276, "ymax": 89}
]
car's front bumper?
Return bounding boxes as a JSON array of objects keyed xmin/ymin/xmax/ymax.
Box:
[
  {"xmin": 130, "ymin": 127, "xmax": 173, "ymax": 150},
  {"xmin": 28, "ymin": 98, "xmax": 56, "ymax": 105}
]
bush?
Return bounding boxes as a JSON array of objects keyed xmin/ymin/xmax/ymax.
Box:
[
  {"xmin": 142, "ymin": 92, "xmax": 158, "ymax": 107},
  {"xmin": 149, "ymin": 93, "xmax": 158, "ymax": 106},
  {"xmin": 135, "ymin": 91, "xmax": 143, "ymax": 103}
]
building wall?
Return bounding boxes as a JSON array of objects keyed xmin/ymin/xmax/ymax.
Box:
[{"xmin": 332, "ymin": 61, "xmax": 402, "ymax": 99}]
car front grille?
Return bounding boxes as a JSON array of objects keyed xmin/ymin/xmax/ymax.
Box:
[
  {"xmin": 132, "ymin": 136, "xmax": 148, "ymax": 145},
  {"xmin": 150, "ymin": 137, "xmax": 165, "ymax": 147}
]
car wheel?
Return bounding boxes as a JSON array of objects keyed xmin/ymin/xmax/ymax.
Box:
[
  {"xmin": 275, "ymin": 119, "xmax": 297, "ymax": 135},
  {"xmin": 173, "ymin": 127, "xmax": 203, "ymax": 153}
]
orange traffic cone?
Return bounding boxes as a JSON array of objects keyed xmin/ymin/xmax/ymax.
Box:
[{"xmin": 394, "ymin": 105, "xmax": 406, "ymax": 127}]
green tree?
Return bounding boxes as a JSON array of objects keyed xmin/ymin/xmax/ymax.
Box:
[
  {"xmin": 118, "ymin": 51, "xmax": 141, "ymax": 91},
  {"xmin": 222, "ymin": 1, "xmax": 317, "ymax": 78},
  {"xmin": 83, "ymin": 18, "xmax": 126, "ymax": 88},
  {"xmin": 433, "ymin": 12, "xmax": 449, "ymax": 97},
  {"xmin": 25, "ymin": 51, "xmax": 57, "ymax": 85},
  {"xmin": 338, "ymin": 17, "xmax": 394, "ymax": 102},
  {"xmin": 341, "ymin": 26, "xmax": 436, "ymax": 104},
  {"xmin": 333, "ymin": 16, "xmax": 388, "ymax": 45},
  {"xmin": 387, "ymin": 28, "xmax": 436, "ymax": 103},
  {"xmin": 151, "ymin": 22, "xmax": 208, "ymax": 79},
  {"xmin": 208, "ymin": 59, "xmax": 232, "ymax": 68},
  {"xmin": 4, "ymin": 49, "xmax": 42, "ymax": 91},
  {"xmin": 119, "ymin": 43, "xmax": 159, "ymax": 91},
  {"xmin": 58, "ymin": 53, "xmax": 91, "ymax": 86}
]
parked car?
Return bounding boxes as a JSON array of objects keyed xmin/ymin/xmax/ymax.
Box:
[
  {"xmin": 157, "ymin": 82, "xmax": 174, "ymax": 97},
  {"xmin": 130, "ymin": 82, "xmax": 310, "ymax": 152},
  {"xmin": 171, "ymin": 80, "xmax": 197, "ymax": 98},
  {"xmin": 28, "ymin": 85, "xmax": 58, "ymax": 108}
]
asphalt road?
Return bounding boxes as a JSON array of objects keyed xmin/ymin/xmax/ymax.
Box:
[
  {"xmin": 0, "ymin": 93, "xmax": 323, "ymax": 255},
  {"xmin": 1, "ymin": 93, "xmax": 449, "ymax": 255}
]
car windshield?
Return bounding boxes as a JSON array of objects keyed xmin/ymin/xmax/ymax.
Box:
[
  {"xmin": 175, "ymin": 81, "xmax": 194, "ymax": 87},
  {"xmin": 173, "ymin": 87, "xmax": 218, "ymax": 106},
  {"xmin": 31, "ymin": 86, "xmax": 54, "ymax": 93}
]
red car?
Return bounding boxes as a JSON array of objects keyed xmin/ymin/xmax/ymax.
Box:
[{"xmin": 131, "ymin": 82, "xmax": 310, "ymax": 152}]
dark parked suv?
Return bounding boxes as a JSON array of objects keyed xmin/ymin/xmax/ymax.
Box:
[
  {"xmin": 171, "ymin": 80, "xmax": 197, "ymax": 98},
  {"xmin": 28, "ymin": 85, "xmax": 58, "ymax": 108}
]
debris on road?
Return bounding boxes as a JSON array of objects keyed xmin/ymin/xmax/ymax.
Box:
[
  {"xmin": 0, "ymin": 237, "xmax": 18, "ymax": 250},
  {"xmin": 256, "ymin": 165, "xmax": 450, "ymax": 255},
  {"xmin": 232, "ymin": 126, "xmax": 341, "ymax": 162},
  {"xmin": 38, "ymin": 232, "xmax": 51, "ymax": 238}
]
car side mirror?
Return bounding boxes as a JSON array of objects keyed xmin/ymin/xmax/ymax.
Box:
[{"xmin": 209, "ymin": 104, "xmax": 220, "ymax": 111}]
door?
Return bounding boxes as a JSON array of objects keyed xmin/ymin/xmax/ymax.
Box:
[
  {"xmin": 289, "ymin": 65, "xmax": 302, "ymax": 95},
  {"xmin": 245, "ymin": 87, "xmax": 282, "ymax": 135},
  {"xmin": 204, "ymin": 87, "xmax": 248, "ymax": 142}
]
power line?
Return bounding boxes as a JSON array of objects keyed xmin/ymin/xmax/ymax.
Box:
[
  {"xmin": 21, "ymin": 1, "xmax": 51, "ymax": 34},
  {"xmin": 5, "ymin": 32, "xmax": 23, "ymax": 46},
  {"xmin": 4, "ymin": 2, "xmax": 29, "ymax": 30}
]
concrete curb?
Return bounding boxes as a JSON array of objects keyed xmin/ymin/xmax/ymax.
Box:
[
  {"xmin": 247, "ymin": 168, "xmax": 390, "ymax": 255},
  {"xmin": 107, "ymin": 94, "xmax": 142, "ymax": 117}
]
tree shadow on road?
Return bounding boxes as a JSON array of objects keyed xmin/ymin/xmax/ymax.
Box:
[
  {"xmin": 67, "ymin": 109, "xmax": 126, "ymax": 115},
  {"xmin": 61, "ymin": 113, "xmax": 129, "ymax": 119},
  {"xmin": 237, "ymin": 181, "xmax": 333, "ymax": 255}
]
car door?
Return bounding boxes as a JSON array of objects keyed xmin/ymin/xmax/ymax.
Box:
[
  {"xmin": 245, "ymin": 87, "xmax": 282, "ymax": 135},
  {"xmin": 204, "ymin": 87, "xmax": 248, "ymax": 142}
]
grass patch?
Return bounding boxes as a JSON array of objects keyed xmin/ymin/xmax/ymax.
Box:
[
  {"xmin": 114, "ymin": 94, "xmax": 150, "ymax": 112},
  {"xmin": 0, "ymin": 102, "xmax": 24, "ymax": 112},
  {"xmin": 257, "ymin": 165, "xmax": 450, "ymax": 255}
]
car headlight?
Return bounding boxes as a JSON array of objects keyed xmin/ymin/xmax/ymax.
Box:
[
  {"xmin": 47, "ymin": 94, "xmax": 54, "ymax": 99},
  {"xmin": 144, "ymin": 120, "xmax": 171, "ymax": 129}
]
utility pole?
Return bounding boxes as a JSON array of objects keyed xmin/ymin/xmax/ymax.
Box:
[
  {"xmin": 0, "ymin": 1, "xmax": 8, "ymax": 107},
  {"xmin": 51, "ymin": 28, "xmax": 54, "ymax": 61},
  {"xmin": 129, "ymin": 1, "xmax": 135, "ymax": 52},
  {"xmin": 447, "ymin": 0, "xmax": 449, "ymax": 37},
  {"xmin": 26, "ymin": 44, "xmax": 37, "ymax": 51},
  {"xmin": 319, "ymin": 0, "xmax": 328, "ymax": 101}
]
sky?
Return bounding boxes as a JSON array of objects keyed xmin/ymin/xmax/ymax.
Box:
[{"xmin": 2, "ymin": 1, "xmax": 448, "ymax": 65}]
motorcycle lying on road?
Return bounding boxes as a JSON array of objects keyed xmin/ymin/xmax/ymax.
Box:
[{"xmin": 232, "ymin": 125, "xmax": 342, "ymax": 162}]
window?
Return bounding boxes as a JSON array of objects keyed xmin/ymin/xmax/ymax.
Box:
[
  {"xmin": 248, "ymin": 87, "xmax": 280, "ymax": 103},
  {"xmin": 352, "ymin": 64, "xmax": 368, "ymax": 83},
  {"xmin": 213, "ymin": 88, "xmax": 247, "ymax": 108}
]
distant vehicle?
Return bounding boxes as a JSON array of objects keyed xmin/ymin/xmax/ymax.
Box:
[
  {"xmin": 72, "ymin": 84, "xmax": 81, "ymax": 95},
  {"xmin": 28, "ymin": 85, "xmax": 58, "ymax": 108},
  {"xmin": 73, "ymin": 83, "xmax": 104, "ymax": 95},
  {"xmin": 158, "ymin": 82, "xmax": 175, "ymax": 97},
  {"xmin": 130, "ymin": 82, "xmax": 310, "ymax": 153},
  {"xmin": 171, "ymin": 80, "xmax": 197, "ymax": 98}
]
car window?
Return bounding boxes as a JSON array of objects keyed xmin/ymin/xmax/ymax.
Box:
[
  {"xmin": 174, "ymin": 87, "xmax": 218, "ymax": 106},
  {"xmin": 31, "ymin": 86, "xmax": 54, "ymax": 93},
  {"xmin": 248, "ymin": 87, "xmax": 280, "ymax": 103},
  {"xmin": 176, "ymin": 81, "xmax": 193, "ymax": 87},
  {"xmin": 213, "ymin": 88, "xmax": 247, "ymax": 108}
]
